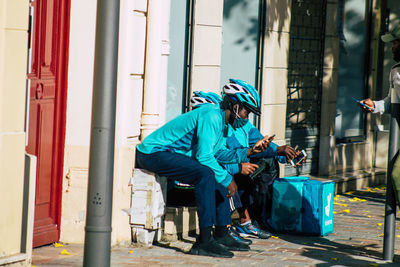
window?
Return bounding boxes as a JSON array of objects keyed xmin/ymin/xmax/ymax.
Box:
[
  {"xmin": 220, "ymin": 0, "xmax": 263, "ymax": 123},
  {"xmin": 335, "ymin": 0, "xmax": 371, "ymax": 142},
  {"xmin": 166, "ymin": 0, "xmax": 193, "ymax": 121}
]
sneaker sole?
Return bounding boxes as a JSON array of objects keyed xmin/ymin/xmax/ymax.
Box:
[
  {"xmin": 221, "ymin": 245, "xmax": 250, "ymax": 252},
  {"xmin": 189, "ymin": 248, "xmax": 234, "ymax": 258},
  {"xmin": 238, "ymin": 232, "xmax": 271, "ymax": 239},
  {"xmin": 237, "ymin": 232, "xmax": 254, "ymax": 238},
  {"xmin": 232, "ymin": 236, "xmax": 253, "ymax": 246}
]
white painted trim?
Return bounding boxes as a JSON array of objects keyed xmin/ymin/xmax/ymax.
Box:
[{"xmin": 0, "ymin": 253, "xmax": 28, "ymax": 265}]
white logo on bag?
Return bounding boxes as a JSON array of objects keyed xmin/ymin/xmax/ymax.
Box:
[{"xmin": 325, "ymin": 193, "xmax": 332, "ymax": 216}]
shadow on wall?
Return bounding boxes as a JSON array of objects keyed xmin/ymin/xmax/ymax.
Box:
[
  {"xmin": 223, "ymin": 0, "xmax": 290, "ymax": 48},
  {"xmin": 335, "ymin": 2, "xmax": 369, "ymax": 142}
]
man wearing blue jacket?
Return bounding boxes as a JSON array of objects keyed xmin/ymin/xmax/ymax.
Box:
[
  {"xmin": 223, "ymin": 121, "xmax": 299, "ymax": 238},
  {"xmin": 190, "ymin": 88, "xmax": 300, "ymax": 241},
  {"xmin": 136, "ymin": 79, "xmax": 267, "ymax": 258}
]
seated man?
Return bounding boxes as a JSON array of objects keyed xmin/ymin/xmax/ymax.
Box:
[
  {"xmin": 135, "ymin": 80, "xmax": 267, "ymax": 258},
  {"xmin": 189, "ymin": 81, "xmax": 301, "ymax": 241},
  {"xmin": 224, "ymin": 121, "xmax": 300, "ymax": 238}
]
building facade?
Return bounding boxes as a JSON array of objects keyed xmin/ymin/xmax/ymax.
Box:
[{"xmin": 1, "ymin": 0, "xmax": 399, "ymax": 265}]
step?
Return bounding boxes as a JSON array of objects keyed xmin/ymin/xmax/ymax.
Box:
[
  {"xmin": 162, "ymin": 206, "xmax": 199, "ymax": 242},
  {"xmin": 309, "ymin": 168, "xmax": 387, "ymax": 194}
]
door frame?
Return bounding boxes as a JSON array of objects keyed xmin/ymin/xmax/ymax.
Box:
[
  {"xmin": 52, "ymin": 0, "xmax": 70, "ymax": 241},
  {"xmin": 27, "ymin": 0, "xmax": 70, "ymax": 247}
]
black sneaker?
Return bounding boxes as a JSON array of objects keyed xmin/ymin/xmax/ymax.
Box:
[
  {"xmin": 228, "ymin": 226, "xmax": 252, "ymax": 245},
  {"xmin": 215, "ymin": 233, "xmax": 250, "ymax": 251},
  {"xmin": 189, "ymin": 237, "xmax": 234, "ymax": 258}
]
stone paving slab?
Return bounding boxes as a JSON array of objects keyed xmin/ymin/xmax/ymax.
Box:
[{"xmin": 32, "ymin": 186, "xmax": 400, "ymax": 267}]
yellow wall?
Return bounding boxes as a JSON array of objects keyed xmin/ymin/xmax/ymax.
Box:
[{"xmin": 0, "ymin": 0, "xmax": 29, "ymax": 259}]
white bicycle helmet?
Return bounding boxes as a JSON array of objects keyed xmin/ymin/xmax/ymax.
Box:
[
  {"xmin": 190, "ymin": 91, "xmax": 222, "ymax": 109},
  {"xmin": 222, "ymin": 79, "xmax": 261, "ymax": 115}
]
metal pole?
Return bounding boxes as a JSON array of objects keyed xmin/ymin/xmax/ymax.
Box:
[
  {"xmin": 83, "ymin": 0, "xmax": 120, "ymax": 266},
  {"xmin": 383, "ymin": 103, "xmax": 400, "ymax": 261}
]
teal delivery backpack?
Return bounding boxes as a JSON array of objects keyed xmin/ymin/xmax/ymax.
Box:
[
  {"xmin": 302, "ymin": 180, "xmax": 334, "ymax": 236},
  {"xmin": 268, "ymin": 176, "xmax": 335, "ymax": 236}
]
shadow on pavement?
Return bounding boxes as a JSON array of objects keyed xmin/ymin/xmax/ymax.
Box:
[
  {"xmin": 277, "ymin": 234, "xmax": 400, "ymax": 266},
  {"xmin": 154, "ymin": 237, "xmax": 195, "ymax": 255}
]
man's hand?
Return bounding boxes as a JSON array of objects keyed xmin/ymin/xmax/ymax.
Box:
[
  {"xmin": 277, "ymin": 145, "xmax": 298, "ymax": 162},
  {"xmin": 248, "ymin": 135, "xmax": 271, "ymax": 155},
  {"xmin": 360, "ymin": 98, "xmax": 375, "ymax": 112},
  {"xmin": 240, "ymin": 162, "xmax": 259, "ymax": 175},
  {"xmin": 294, "ymin": 156, "xmax": 306, "ymax": 167},
  {"xmin": 226, "ymin": 180, "xmax": 238, "ymax": 198}
]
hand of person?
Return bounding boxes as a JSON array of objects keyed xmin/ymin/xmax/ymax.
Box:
[
  {"xmin": 240, "ymin": 162, "xmax": 259, "ymax": 175},
  {"xmin": 291, "ymin": 150, "xmax": 307, "ymax": 168},
  {"xmin": 360, "ymin": 98, "xmax": 375, "ymax": 112},
  {"xmin": 251, "ymin": 135, "xmax": 271, "ymax": 154},
  {"xmin": 226, "ymin": 180, "xmax": 238, "ymax": 198},
  {"xmin": 276, "ymin": 145, "xmax": 298, "ymax": 162},
  {"xmin": 295, "ymin": 156, "xmax": 306, "ymax": 167}
]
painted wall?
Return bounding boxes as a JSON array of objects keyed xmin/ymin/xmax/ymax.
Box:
[
  {"xmin": 261, "ymin": 0, "xmax": 292, "ymax": 151},
  {"xmin": 61, "ymin": 0, "xmax": 96, "ymax": 244},
  {"xmin": 190, "ymin": 0, "xmax": 223, "ymax": 94},
  {"xmin": 0, "ymin": 0, "xmax": 29, "ymax": 262},
  {"xmin": 319, "ymin": 0, "xmax": 389, "ymax": 175},
  {"xmin": 318, "ymin": 0, "xmax": 341, "ymax": 175},
  {"xmin": 61, "ymin": 0, "xmax": 148, "ymax": 244}
]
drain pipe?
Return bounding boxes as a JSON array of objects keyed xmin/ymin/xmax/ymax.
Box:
[
  {"xmin": 83, "ymin": 0, "xmax": 120, "ymax": 266},
  {"xmin": 158, "ymin": 0, "xmax": 171, "ymax": 125},
  {"xmin": 140, "ymin": 0, "xmax": 171, "ymax": 139}
]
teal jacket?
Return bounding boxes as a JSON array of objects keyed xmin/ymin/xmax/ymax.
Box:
[{"xmin": 137, "ymin": 104, "xmax": 248, "ymax": 187}]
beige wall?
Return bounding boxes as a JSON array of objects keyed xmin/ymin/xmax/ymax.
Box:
[
  {"xmin": 260, "ymin": 0, "xmax": 292, "ymax": 157},
  {"xmin": 61, "ymin": 0, "xmax": 147, "ymax": 245},
  {"xmin": 190, "ymin": 0, "xmax": 293, "ymax": 145},
  {"xmin": 319, "ymin": 0, "xmax": 377, "ymax": 175},
  {"xmin": 190, "ymin": 0, "xmax": 223, "ymax": 94},
  {"xmin": 318, "ymin": 0, "xmax": 340, "ymax": 175},
  {"xmin": 0, "ymin": 0, "xmax": 29, "ymax": 261},
  {"xmin": 60, "ymin": 0, "xmax": 96, "ymax": 244}
]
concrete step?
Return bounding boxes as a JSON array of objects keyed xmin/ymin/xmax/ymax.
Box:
[
  {"xmin": 162, "ymin": 206, "xmax": 198, "ymax": 242},
  {"xmin": 309, "ymin": 168, "xmax": 387, "ymax": 194}
]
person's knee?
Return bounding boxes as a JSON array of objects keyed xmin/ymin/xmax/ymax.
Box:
[
  {"xmin": 198, "ymin": 165, "xmax": 214, "ymax": 179},
  {"xmin": 194, "ymin": 165, "xmax": 214, "ymax": 186}
]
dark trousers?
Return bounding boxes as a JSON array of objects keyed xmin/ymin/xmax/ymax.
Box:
[
  {"xmin": 235, "ymin": 157, "xmax": 279, "ymax": 227},
  {"xmin": 135, "ymin": 150, "xmax": 231, "ymax": 228}
]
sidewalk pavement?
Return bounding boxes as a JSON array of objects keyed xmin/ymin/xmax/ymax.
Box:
[{"xmin": 32, "ymin": 186, "xmax": 400, "ymax": 267}]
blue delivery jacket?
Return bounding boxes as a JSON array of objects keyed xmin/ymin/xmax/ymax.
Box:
[
  {"xmin": 224, "ymin": 121, "xmax": 287, "ymax": 175},
  {"xmin": 137, "ymin": 104, "xmax": 248, "ymax": 187}
]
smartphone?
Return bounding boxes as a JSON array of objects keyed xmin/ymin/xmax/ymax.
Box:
[
  {"xmin": 290, "ymin": 150, "xmax": 307, "ymax": 166},
  {"xmin": 268, "ymin": 134, "xmax": 275, "ymax": 141},
  {"xmin": 352, "ymin": 97, "xmax": 374, "ymax": 111}
]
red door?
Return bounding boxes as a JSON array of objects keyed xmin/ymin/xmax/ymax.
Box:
[{"xmin": 26, "ymin": 0, "xmax": 70, "ymax": 248}]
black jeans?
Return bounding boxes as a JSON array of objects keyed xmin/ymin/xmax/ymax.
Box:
[{"xmin": 235, "ymin": 157, "xmax": 279, "ymax": 227}]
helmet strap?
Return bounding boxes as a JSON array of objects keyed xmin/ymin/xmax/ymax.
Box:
[{"xmin": 233, "ymin": 104, "xmax": 240, "ymax": 119}]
